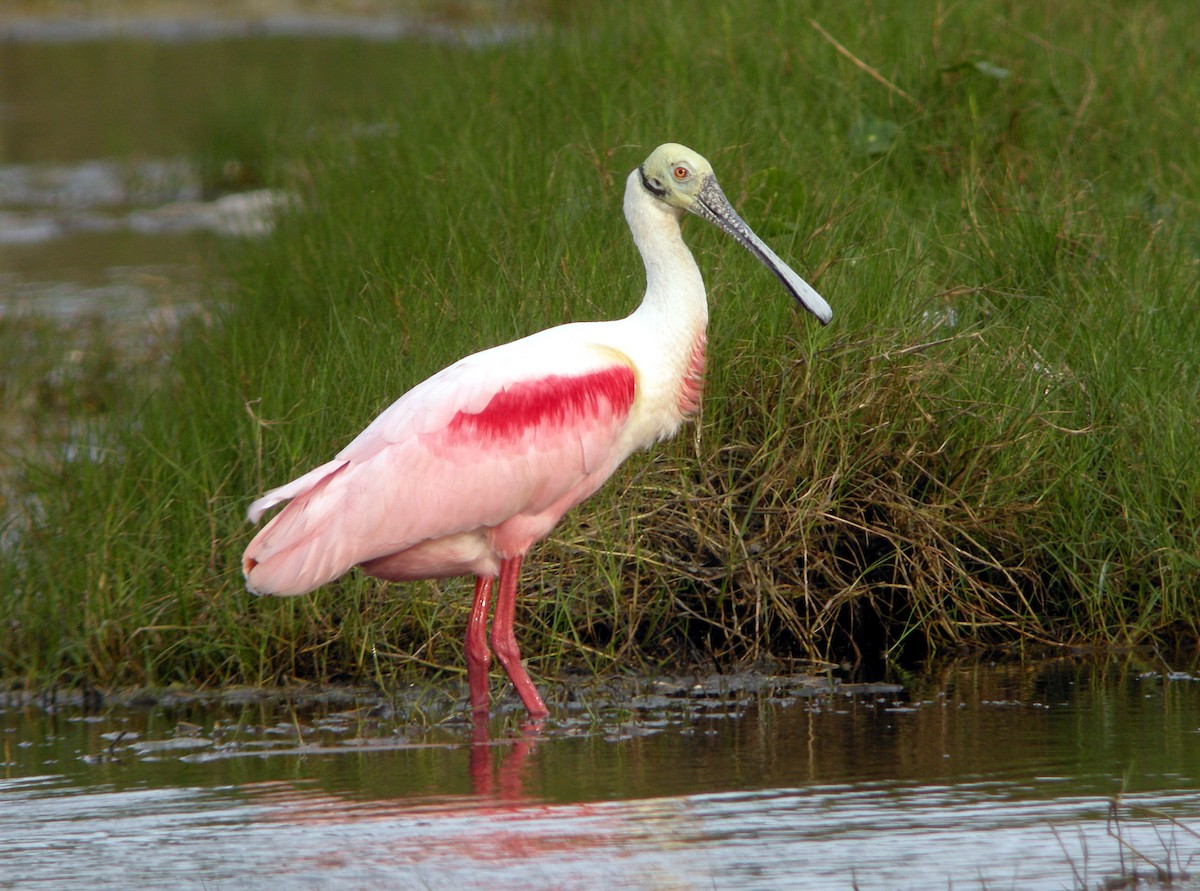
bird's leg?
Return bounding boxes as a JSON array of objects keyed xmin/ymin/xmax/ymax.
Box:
[
  {"xmin": 466, "ymin": 575, "xmax": 494, "ymax": 716},
  {"xmin": 490, "ymin": 556, "xmax": 549, "ymax": 719}
]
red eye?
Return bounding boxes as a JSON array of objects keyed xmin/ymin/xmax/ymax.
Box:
[{"xmin": 673, "ymin": 165, "xmax": 689, "ymax": 179}]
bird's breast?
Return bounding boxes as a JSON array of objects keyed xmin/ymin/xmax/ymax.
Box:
[
  {"xmin": 620, "ymin": 325, "xmax": 708, "ymax": 452},
  {"xmin": 676, "ymin": 330, "xmax": 707, "ymax": 418}
]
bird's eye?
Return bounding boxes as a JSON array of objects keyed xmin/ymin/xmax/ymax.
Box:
[{"xmin": 673, "ymin": 165, "xmax": 689, "ymax": 180}]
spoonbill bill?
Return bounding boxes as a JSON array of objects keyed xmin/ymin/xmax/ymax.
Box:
[{"xmin": 243, "ymin": 143, "xmax": 832, "ymax": 720}]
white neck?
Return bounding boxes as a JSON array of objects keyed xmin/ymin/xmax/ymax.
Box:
[{"xmin": 622, "ymin": 169, "xmax": 709, "ymax": 333}]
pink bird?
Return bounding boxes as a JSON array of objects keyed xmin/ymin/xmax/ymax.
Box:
[{"xmin": 243, "ymin": 143, "xmax": 832, "ymax": 720}]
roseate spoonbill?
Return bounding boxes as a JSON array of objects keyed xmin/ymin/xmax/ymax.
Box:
[{"xmin": 243, "ymin": 143, "xmax": 832, "ymax": 720}]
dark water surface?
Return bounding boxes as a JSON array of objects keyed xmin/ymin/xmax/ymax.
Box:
[
  {"xmin": 3, "ymin": 659, "xmax": 1199, "ymax": 890},
  {"xmin": 0, "ymin": 24, "xmax": 486, "ymax": 317}
]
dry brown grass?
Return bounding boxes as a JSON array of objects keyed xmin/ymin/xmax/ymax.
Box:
[{"xmin": 522, "ymin": 321, "xmax": 1191, "ymax": 676}]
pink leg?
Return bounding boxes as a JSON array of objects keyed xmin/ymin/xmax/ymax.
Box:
[
  {"xmin": 466, "ymin": 575, "xmax": 494, "ymax": 717},
  {"xmin": 490, "ymin": 556, "xmax": 549, "ymax": 719}
]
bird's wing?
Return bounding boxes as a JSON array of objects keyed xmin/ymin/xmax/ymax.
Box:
[{"xmin": 243, "ymin": 330, "xmax": 637, "ymax": 592}]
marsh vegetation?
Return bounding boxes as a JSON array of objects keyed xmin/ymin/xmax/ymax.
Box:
[{"xmin": 2, "ymin": 1, "xmax": 1197, "ymax": 691}]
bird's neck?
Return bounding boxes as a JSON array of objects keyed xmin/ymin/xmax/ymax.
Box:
[
  {"xmin": 619, "ymin": 172, "xmax": 711, "ymax": 424},
  {"xmin": 622, "ymin": 171, "xmax": 709, "ymax": 336}
]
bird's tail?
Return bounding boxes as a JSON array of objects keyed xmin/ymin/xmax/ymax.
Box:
[{"xmin": 242, "ymin": 460, "xmax": 354, "ymax": 596}]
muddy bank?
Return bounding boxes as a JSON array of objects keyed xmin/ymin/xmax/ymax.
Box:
[{"xmin": 4, "ymin": 669, "xmax": 902, "ymax": 723}]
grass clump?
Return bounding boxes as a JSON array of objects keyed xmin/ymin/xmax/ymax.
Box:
[{"xmin": 2, "ymin": 0, "xmax": 1198, "ymax": 690}]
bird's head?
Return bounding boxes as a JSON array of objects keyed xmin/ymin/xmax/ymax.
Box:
[
  {"xmin": 637, "ymin": 143, "xmax": 715, "ymax": 213},
  {"xmin": 638, "ymin": 143, "xmax": 832, "ymax": 326}
]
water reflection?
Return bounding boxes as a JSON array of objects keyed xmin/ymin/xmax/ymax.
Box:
[
  {"xmin": 4, "ymin": 659, "xmax": 1197, "ymax": 889},
  {"xmin": 469, "ymin": 717, "xmax": 540, "ymax": 799}
]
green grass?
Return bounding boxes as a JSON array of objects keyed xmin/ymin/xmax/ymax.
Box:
[{"xmin": 3, "ymin": 0, "xmax": 1198, "ymax": 689}]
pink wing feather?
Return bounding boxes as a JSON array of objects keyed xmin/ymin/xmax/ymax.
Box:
[{"xmin": 243, "ymin": 335, "xmax": 637, "ymax": 596}]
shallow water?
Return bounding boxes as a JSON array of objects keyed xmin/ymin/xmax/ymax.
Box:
[
  {"xmin": 0, "ymin": 33, "xmax": 395, "ymax": 324},
  {"xmin": 4, "ymin": 659, "xmax": 1199, "ymax": 890}
]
